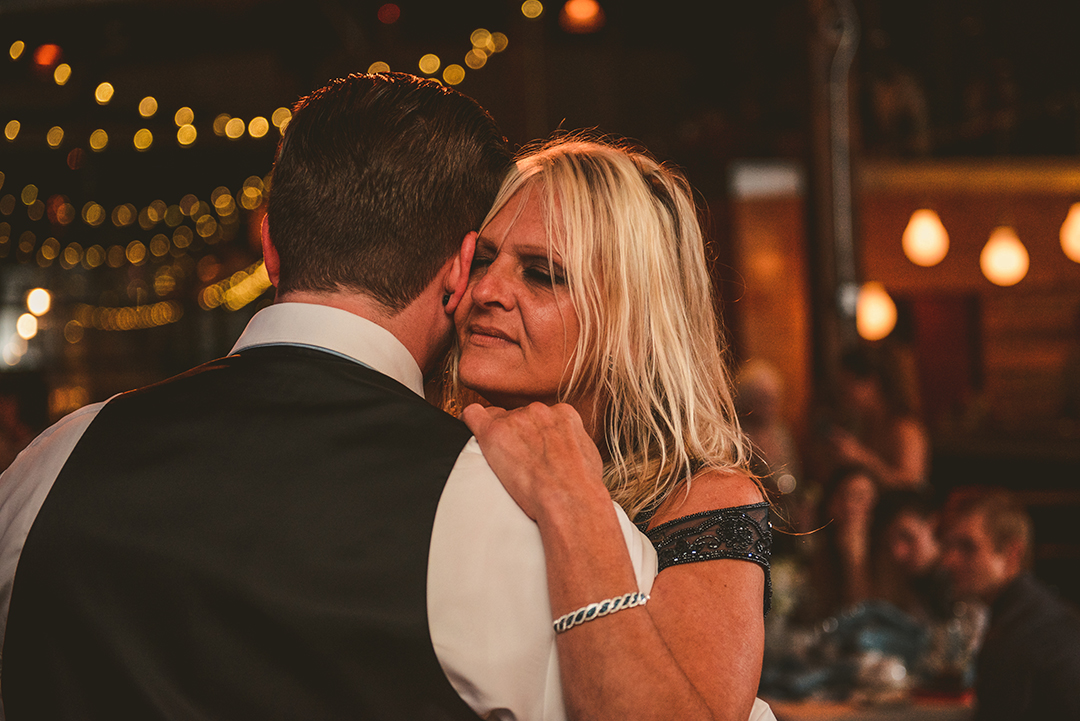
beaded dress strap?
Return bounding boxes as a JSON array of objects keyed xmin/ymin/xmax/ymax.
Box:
[{"xmin": 638, "ymin": 502, "xmax": 772, "ymax": 615}]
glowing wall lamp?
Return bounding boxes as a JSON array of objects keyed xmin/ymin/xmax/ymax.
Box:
[
  {"xmin": 1061, "ymin": 203, "xmax": 1080, "ymax": 264},
  {"xmin": 856, "ymin": 281, "xmax": 897, "ymax": 341},
  {"xmin": 901, "ymin": 209, "xmax": 949, "ymax": 267},
  {"xmin": 980, "ymin": 226, "xmax": 1029, "ymax": 287}
]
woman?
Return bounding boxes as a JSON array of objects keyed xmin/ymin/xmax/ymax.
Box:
[{"xmin": 452, "ymin": 136, "xmax": 774, "ymax": 721}]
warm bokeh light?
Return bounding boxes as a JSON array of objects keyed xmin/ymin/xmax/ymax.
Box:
[
  {"xmin": 9, "ymin": 41, "xmax": 25, "ymax": 61},
  {"xmin": 40, "ymin": 237, "xmax": 60, "ymax": 260},
  {"xmin": 377, "ymin": 3, "xmax": 400, "ymax": 23},
  {"xmin": 492, "ymin": 32, "xmax": 509, "ymax": 52},
  {"xmin": 0, "ymin": 196, "xmax": 14, "ymax": 215},
  {"xmin": 224, "ymin": 117, "xmax": 245, "ymax": 139},
  {"xmin": 212, "ymin": 113, "xmax": 231, "ymax": 136},
  {"xmin": 85, "ymin": 244, "xmax": 105, "ymax": 268},
  {"xmin": 126, "ymin": 240, "xmax": 147, "ymax": 265},
  {"xmin": 856, "ymin": 282, "xmax": 897, "ymax": 341},
  {"xmin": 134, "ymin": 128, "xmax": 153, "ymax": 151},
  {"xmin": 112, "ymin": 203, "xmax": 136, "ymax": 227},
  {"xmin": 471, "ymin": 29, "xmax": 493, "ymax": 50},
  {"xmin": 47, "ymin": 126, "xmax": 64, "ymax": 148},
  {"xmin": 89, "ymin": 129, "xmax": 108, "ymax": 151},
  {"xmin": 94, "ymin": 82, "xmax": 115, "ymax": 105},
  {"xmin": 559, "ymin": 0, "xmax": 604, "ymax": 32},
  {"xmin": 27, "ymin": 200, "xmax": 44, "ymax": 222},
  {"xmin": 150, "ymin": 234, "xmax": 170, "ymax": 257},
  {"xmin": 16, "ymin": 313, "xmax": 37, "ymax": 340},
  {"xmin": 139, "ymin": 96, "xmax": 158, "ymax": 117},
  {"xmin": 177, "ymin": 124, "xmax": 197, "ymax": 146},
  {"xmin": 173, "ymin": 225, "xmax": 193, "ymax": 248},
  {"xmin": 82, "ymin": 202, "xmax": 105, "ymax": 226},
  {"xmin": 271, "ymin": 107, "xmax": 292, "ymax": 128},
  {"xmin": 980, "ymin": 226, "xmax": 1029, "ymax": 286},
  {"xmin": 179, "ymin": 194, "xmax": 199, "ymax": 216},
  {"xmin": 465, "ymin": 49, "xmax": 487, "ymax": 69},
  {"xmin": 66, "ymin": 147, "xmax": 84, "ymax": 169},
  {"xmin": 367, "ymin": 61, "xmax": 391, "ymax": 74},
  {"xmin": 34, "ymin": 44, "xmax": 61, "ymax": 67},
  {"xmin": 4, "ymin": 120, "xmax": 19, "ymax": 141},
  {"xmin": 901, "ymin": 209, "xmax": 949, "ymax": 267},
  {"xmin": 21, "ymin": 184, "xmax": 38, "ymax": 205},
  {"xmin": 418, "ymin": 54, "xmax": 441, "ymax": 74},
  {"xmin": 248, "ymin": 116, "xmax": 269, "ymax": 138},
  {"xmin": 174, "ymin": 107, "xmax": 194, "ymax": 126},
  {"xmin": 62, "ymin": 242, "xmax": 83, "ymax": 268},
  {"xmin": 522, "ymin": 0, "xmax": 544, "ymax": 19},
  {"xmin": 1060, "ymin": 203, "xmax": 1080, "ymax": 263},
  {"xmin": 443, "ymin": 64, "xmax": 465, "ymax": 85},
  {"xmin": 27, "ymin": 288, "xmax": 51, "ymax": 316},
  {"xmin": 53, "ymin": 63, "xmax": 71, "ymax": 85}
]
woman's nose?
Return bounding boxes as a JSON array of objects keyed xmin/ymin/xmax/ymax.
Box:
[{"xmin": 470, "ymin": 261, "xmax": 516, "ymax": 309}]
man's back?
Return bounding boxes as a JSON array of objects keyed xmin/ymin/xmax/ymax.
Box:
[{"xmin": 2, "ymin": 345, "xmax": 479, "ymax": 720}]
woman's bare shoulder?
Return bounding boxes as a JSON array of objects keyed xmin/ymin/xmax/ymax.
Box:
[{"xmin": 649, "ymin": 468, "xmax": 766, "ymax": 527}]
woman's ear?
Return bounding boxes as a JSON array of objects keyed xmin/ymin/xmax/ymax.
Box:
[
  {"xmin": 444, "ymin": 231, "xmax": 477, "ymax": 315},
  {"xmin": 261, "ymin": 214, "xmax": 281, "ymax": 288}
]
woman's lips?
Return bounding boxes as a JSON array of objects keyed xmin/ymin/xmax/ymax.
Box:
[{"xmin": 467, "ymin": 325, "xmax": 516, "ymax": 346}]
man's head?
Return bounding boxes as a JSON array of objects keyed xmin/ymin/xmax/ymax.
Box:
[
  {"xmin": 266, "ymin": 72, "xmax": 510, "ymax": 312},
  {"xmin": 940, "ymin": 489, "xmax": 1032, "ymax": 603}
]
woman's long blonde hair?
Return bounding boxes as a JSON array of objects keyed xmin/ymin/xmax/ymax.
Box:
[{"xmin": 457, "ymin": 134, "xmax": 752, "ymax": 521}]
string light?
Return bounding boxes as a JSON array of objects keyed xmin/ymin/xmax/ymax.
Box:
[
  {"xmin": 199, "ymin": 261, "xmax": 271, "ymax": 311},
  {"xmin": 443, "ymin": 64, "xmax": 465, "ymax": 85},
  {"xmin": 9, "ymin": 41, "xmax": 25, "ymax": 61},
  {"xmin": 177, "ymin": 124, "xmax": 197, "ymax": 146},
  {"xmin": 248, "ymin": 116, "xmax": 269, "ymax": 138},
  {"xmin": 46, "ymin": 126, "xmax": 64, "ymax": 148},
  {"xmin": 856, "ymin": 282, "xmax": 897, "ymax": 341},
  {"xmin": 522, "ymin": 1, "xmax": 544, "ymax": 19},
  {"xmin": 4, "ymin": 120, "xmax": 20, "ymax": 141},
  {"xmin": 139, "ymin": 96, "xmax": 158, "ymax": 118},
  {"xmin": 418, "ymin": 54, "xmax": 441, "ymax": 74},
  {"xmin": 94, "ymin": 82, "xmax": 115, "ymax": 105},
  {"xmin": 53, "ymin": 63, "xmax": 71, "ymax": 85},
  {"xmin": 27, "ymin": 288, "xmax": 51, "ymax": 316},
  {"xmin": 174, "ymin": 107, "xmax": 194, "ymax": 126},
  {"xmin": 89, "ymin": 129, "xmax": 108, "ymax": 151},
  {"xmin": 134, "ymin": 128, "xmax": 153, "ymax": 151}
]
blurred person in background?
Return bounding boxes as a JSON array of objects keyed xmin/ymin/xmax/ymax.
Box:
[
  {"xmin": 940, "ymin": 488, "xmax": 1080, "ymax": 719},
  {"xmin": 826, "ymin": 346, "xmax": 929, "ymax": 490},
  {"xmin": 873, "ymin": 490, "xmax": 951, "ymax": 622}
]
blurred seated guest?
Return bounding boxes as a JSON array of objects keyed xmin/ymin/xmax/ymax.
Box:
[
  {"xmin": 873, "ymin": 490, "xmax": 951, "ymax": 622},
  {"xmin": 826, "ymin": 346, "xmax": 929, "ymax": 490},
  {"xmin": 805, "ymin": 466, "xmax": 879, "ymax": 617},
  {"xmin": 940, "ymin": 488, "xmax": 1080, "ymax": 720}
]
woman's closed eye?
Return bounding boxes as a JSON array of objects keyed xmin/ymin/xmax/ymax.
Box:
[{"xmin": 525, "ymin": 263, "xmax": 566, "ymax": 286}]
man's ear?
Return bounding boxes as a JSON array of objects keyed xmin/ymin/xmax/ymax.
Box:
[
  {"xmin": 444, "ymin": 231, "xmax": 477, "ymax": 315},
  {"xmin": 261, "ymin": 214, "xmax": 281, "ymax": 288}
]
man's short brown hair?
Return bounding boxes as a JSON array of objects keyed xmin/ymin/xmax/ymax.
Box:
[
  {"xmin": 946, "ymin": 487, "xmax": 1033, "ymax": 566},
  {"xmin": 267, "ymin": 72, "xmax": 511, "ymax": 311}
]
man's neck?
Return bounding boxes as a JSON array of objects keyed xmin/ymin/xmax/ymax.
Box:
[{"xmin": 274, "ymin": 289, "xmax": 448, "ymax": 376}]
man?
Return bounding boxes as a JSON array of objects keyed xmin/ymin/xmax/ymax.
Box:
[
  {"xmin": 0, "ymin": 73, "xmax": 654, "ymax": 720},
  {"xmin": 940, "ymin": 488, "xmax": 1080, "ymax": 720}
]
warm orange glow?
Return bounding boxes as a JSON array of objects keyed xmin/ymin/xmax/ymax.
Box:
[
  {"xmin": 856, "ymin": 282, "xmax": 897, "ymax": 341},
  {"xmin": 443, "ymin": 64, "xmax": 465, "ymax": 85},
  {"xmin": 980, "ymin": 226, "xmax": 1029, "ymax": 286},
  {"xmin": 377, "ymin": 3, "xmax": 400, "ymax": 23},
  {"xmin": 94, "ymin": 82, "xmax": 115, "ymax": 105},
  {"xmin": 33, "ymin": 44, "xmax": 61, "ymax": 67},
  {"xmin": 521, "ymin": 0, "xmax": 544, "ymax": 19},
  {"xmin": 1060, "ymin": 203, "xmax": 1080, "ymax": 263},
  {"xmin": 26, "ymin": 288, "xmax": 51, "ymax": 316},
  {"xmin": 53, "ymin": 63, "xmax": 71, "ymax": 85},
  {"xmin": 901, "ymin": 209, "xmax": 949, "ymax": 267},
  {"xmin": 418, "ymin": 54, "xmax": 441, "ymax": 74},
  {"xmin": 139, "ymin": 96, "xmax": 158, "ymax": 118},
  {"xmin": 559, "ymin": 0, "xmax": 605, "ymax": 33},
  {"xmin": 367, "ymin": 61, "xmax": 390, "ymax": 74},
  {"xmin": 9, "ymin": 41, "xmax": 25, "ymax": 61}
]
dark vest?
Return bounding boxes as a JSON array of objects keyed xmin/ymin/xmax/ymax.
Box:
[{"xmin": 2, "ymin": 345, "xmax": 480, "ymax": 721}]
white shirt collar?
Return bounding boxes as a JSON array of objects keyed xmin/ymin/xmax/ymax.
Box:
[{"xmin": 230, "ymin": 302, "xmax": 426, "ymax": 398}]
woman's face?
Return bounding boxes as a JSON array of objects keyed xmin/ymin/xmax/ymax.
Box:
[{"xmin": 455, "ymin": 190, "xmax": 580, "ymax": 409}]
